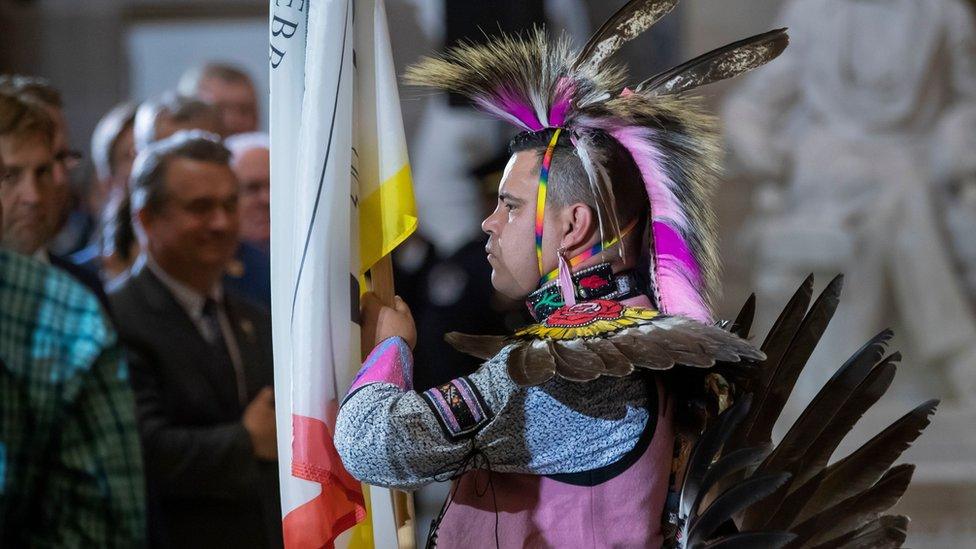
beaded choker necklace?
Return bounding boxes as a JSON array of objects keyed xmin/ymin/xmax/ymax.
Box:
[{"xmin": 526, "ymin": 263, "xmax": 644, "ymax": 322}]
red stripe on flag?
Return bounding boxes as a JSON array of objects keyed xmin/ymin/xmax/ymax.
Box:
[{"xmin": 284, "ymin": 413, "xmax": 366, "ymax": 548}]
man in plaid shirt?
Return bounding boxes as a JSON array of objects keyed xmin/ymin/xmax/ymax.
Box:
[{"xmin": 0, "ymin": 91, "xmax": 145, "ymax": 546}]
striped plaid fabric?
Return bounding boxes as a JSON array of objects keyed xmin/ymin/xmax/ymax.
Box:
[{"xmin": 0, "ymin": 250, "xmax": 145, "ymax": 547}]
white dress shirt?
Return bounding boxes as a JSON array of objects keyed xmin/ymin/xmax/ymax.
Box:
[{"xmin": 142, "ymin": 254, "xmax": 248, "ymax": 406}]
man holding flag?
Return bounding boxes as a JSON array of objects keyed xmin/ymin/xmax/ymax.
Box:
[
  {"xmin": 330, "ymin": 0, "xmax": 781, "ymax": 544},
  {"xmin": 272, "ymin": 0, "xmax": 766, "ymax": 546}
]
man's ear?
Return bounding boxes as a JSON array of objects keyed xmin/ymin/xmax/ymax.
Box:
[{"xmin": 558, "ymin": 202, "xmax": 598, "ymax": 253}]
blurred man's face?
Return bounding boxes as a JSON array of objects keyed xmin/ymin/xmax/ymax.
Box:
[
  {"xmin": 198, "ymin": 77, "xmax": 258, "ymax": 137},
  {"xmin": 231, "ymin": 147, "xmax": 270, "ymax": 246},
  {"xmin": 481, "ymin": 151, "xmax": 555, "ymax": 299},
  {"xmin": 139, "ymin": 158, "xmax": 240, "ymax": 283},
  {"xmin": 0, "ymin": 133, "xmax": 57, "ymax": 254}
]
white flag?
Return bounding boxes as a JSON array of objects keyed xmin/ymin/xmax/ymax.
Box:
[
  {"xmin": 271, "ymin": 0, "xmax": 366, "ymax": 547},
  {"xmin": 270, "ymin": 0, "xmax": 416, "ymax": 547}
]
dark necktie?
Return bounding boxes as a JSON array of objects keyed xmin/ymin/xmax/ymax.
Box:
[{"xmin": 202, "ymin": 298, "xmax": 245, "ymax": 408}]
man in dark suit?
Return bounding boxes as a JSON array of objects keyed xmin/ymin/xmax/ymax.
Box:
[{"xmin": 109, "ymin": 131, "xmax": 281, "ymax": 548}]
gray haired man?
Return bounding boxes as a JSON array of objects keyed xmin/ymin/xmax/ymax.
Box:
[{"xmin": 109, "ymin": 131, "xmax": 281, "ymax": 548}]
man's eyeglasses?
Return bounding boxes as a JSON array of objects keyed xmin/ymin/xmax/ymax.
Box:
[{"xmin": 55, "ymin": 149, "xmax": 83, "ymax": 171}]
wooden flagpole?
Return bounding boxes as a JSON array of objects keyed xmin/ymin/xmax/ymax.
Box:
[{"xmin": 367, "ymin": 254, "xmax": 417, "ymax": 548}]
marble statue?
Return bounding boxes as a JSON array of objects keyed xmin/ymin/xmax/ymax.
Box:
[{"xmin": 724, "ymin": 0, "xmax": 976, "ymax": 406}]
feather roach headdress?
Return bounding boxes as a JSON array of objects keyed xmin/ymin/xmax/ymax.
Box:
[
  {"xmin": 406, "ymin": 0, "xmax": 788, "ymax": 323},
  {"xmin": 408, "ymin": 14, "xmax": 934, "ymax": 544}
]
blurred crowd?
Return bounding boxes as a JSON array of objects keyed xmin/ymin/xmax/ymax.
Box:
[{"xmin": 0, "ymin": 65, "xmax": 278, "ymax": 548}]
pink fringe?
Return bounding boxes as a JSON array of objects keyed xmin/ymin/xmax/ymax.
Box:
[
  {"xmin": 475, "ymin": 80, "xmax": 574, "ymax": 132},
  {"xmin": 609, "ymin": 127, "xmax": 690, "ymax": 229},
  {"xmin": 610, "ymin": 126, "xmax": 711, "ymax": 322},
  {"xmin": 653, "ymin": 222, "xmax": 710, "ymax": 322}
]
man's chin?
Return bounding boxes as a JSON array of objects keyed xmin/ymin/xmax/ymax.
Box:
[
  {"xmin": 2, "ymin": 232, "xmax": 44, "ymax": 256},
  {"xmin": 489, "ymin": 271, "xmax": 531, "ymax": 301},
  {"xmin": 192, "ymin": 249, "xmax": 236, "ymax": 270}
]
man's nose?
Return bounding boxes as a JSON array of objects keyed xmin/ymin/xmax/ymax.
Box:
[
  {"xmin": 51, "ymin": 162, "xmax": 68, "ymax": 187},
  {"xmin": 481, "ymin": 209, "xmax": 498, "ymax": 235},
  {"xmin": 210, "ymin": 207, "xmax": 236, "ymax": 231},
  {"xmin": 19, "ymin": 177, "xmax": 43, "ymax": 204}
]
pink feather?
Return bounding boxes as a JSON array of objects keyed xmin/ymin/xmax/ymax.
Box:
[
  {"xmin": 548, "ymin": 78, "xmax": 576, "ymax": 128},
  {"xmin": 610, "ymin": 126, "xmax": 711, "ymax": 322},
  {"xmin": 609, "ymin": 127, "xmax": 690, "ymax": 229},
  {"xmin": 484, "ymin": 88, "xmax": 544, "ymax": 131}
]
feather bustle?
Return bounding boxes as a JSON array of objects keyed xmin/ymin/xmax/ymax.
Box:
[
  {"xmin": 583, "ymin": 338, "xmax": 635, "ymax": 376},
  {"xmin": 759, "ymin": 358, "xmax": 897, "ymax": 530},
  {"xmin": 731, "ymin": 293, "xmax": 757, "ymax": 339},
  {"xmin": 444, "ymin": 332, "xmax": 507, "ymax": 360},
  {"xmin": 701, "ymin": 533, "xmax": 797, "ymax": 549},
  {"xmin": 799, "ymin": 399, "xmax": 939, "ymax": 523},
  {"xmin": 687, "ymin": 472, "xmax": 791, "ymax": 547},
  {"xmin": 740, "ymin": 331, "xmax": 896, "ymax": 528},
  {"xmin": 787, "ymin": 464, "xmax": 915, "ymax": 547},
  {"xmin": 809, "ymin": 515, "xmax": 909, "ymax": 549},
  {"xmin": 549, "ymin": 339, "xmax": 605, "ymax": 382},
  {"xmin": 673, "ymin": 277, "xmax": 936, "ymax": 548},
  {"xmin": 739, "ymin": 275, "xmax": 844, "ymax": 449}
]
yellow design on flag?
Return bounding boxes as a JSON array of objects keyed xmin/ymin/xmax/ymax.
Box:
[
  {"xmin": 350, "ymin": 0, "xmax": 417, "ymax": 545},
  {"xmin": 359, "ymin": 164, "xmax": 417, "ymax": 275}
]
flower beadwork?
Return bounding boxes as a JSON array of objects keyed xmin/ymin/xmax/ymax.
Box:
[{"xmin": 515, "ymin": 299, "xmax": 659, "ymax": 340}]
